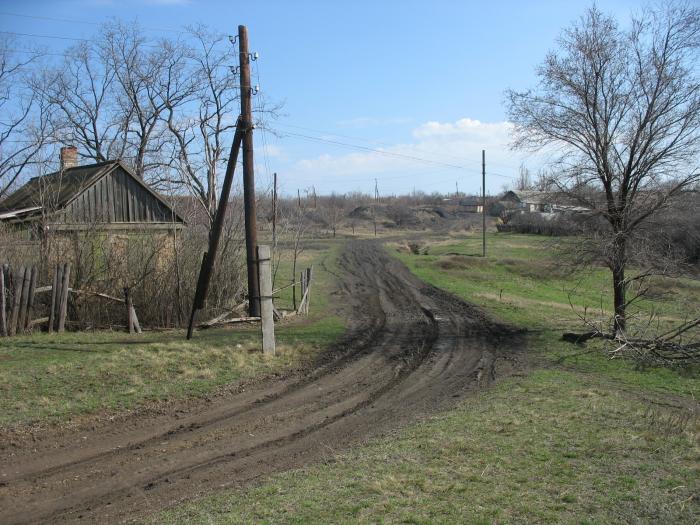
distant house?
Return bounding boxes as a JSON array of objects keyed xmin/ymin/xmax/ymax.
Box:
[
  {"xmin": 499, "ymin": 190, "xmax": 590, "ymax": 214},
  {"xmin": 458, "ymin": 197, "xmax": 484, "ymax": 213},
  {"xmin": 0, "ymin": 147, "xmax": 185, "ymax": 237},
  {"xmin": 499, "ymin": 190, "xmax": 550, "ymax": 212}
]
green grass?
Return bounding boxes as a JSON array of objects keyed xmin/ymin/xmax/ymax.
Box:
[
  {"xmin": 151, "ymin": 231, "xmax": 700, "ymax": 524},
  {"xmin": 0, "ymin": 239, "xmax": 344, "ymax": 428},
  {"xmin": 154, "ymin": 369, "xmax": 699, "ymax": 524},
  {"xmin": 395, "ymin": 232, "xmax": 700, "ymax": 398}
]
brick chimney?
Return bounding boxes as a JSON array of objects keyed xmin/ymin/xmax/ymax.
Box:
[{"xmin": 60, "ymin": 146, "xmax": 78, "ymax": 170}]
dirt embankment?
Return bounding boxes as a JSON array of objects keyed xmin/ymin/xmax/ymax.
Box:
[{"xmin": 0, "ymin": 240, "xmax": 524, "ymax": 524}]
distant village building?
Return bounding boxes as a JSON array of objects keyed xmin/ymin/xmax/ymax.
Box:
[
  {"xmin": 0, "ymin": 147, "xmax": 185, "ymax": 237},
  {"xmin": 498, "ymin": 190, "xmax": 590, "ymax": 214},
  {"xmin": 499, "ymin": 190, "xmax": 550, "ymax": 213},
  {"xmin": 458, "ymin": 197, "xmax": 484, "ymax": 214}
]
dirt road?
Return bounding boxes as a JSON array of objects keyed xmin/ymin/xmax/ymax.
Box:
[{"xmin": 0, "ymin": 240, "xmax": 523, "ymax": 524}]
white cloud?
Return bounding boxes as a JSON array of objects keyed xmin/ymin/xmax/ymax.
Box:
[{"xmin": 287, "ymin": 117, "xmax": 550, "ymax": 194}]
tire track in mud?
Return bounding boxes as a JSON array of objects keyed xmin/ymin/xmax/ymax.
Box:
[{"xmin": 0, "ymin": 240, "xmax": 524, "ymax": 524}]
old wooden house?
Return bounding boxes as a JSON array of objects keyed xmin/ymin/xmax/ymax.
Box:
[{"xmin": 0, "ymin": 147, "xmax": 185, "ymax": 236}]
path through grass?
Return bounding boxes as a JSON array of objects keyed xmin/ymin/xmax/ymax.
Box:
[{"xmin": 151, "ymin": 232, "xmax": 699, "ymax": 524}]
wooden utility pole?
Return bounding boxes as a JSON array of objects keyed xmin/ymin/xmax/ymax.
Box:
[
  {"xmin": 239, "ymin": 24, "xmax": 260, "ymax": 317},
  {"xmin": 186, "ymin": 118, "xmax": 246, "ymax": 339},
  {"xmin": 482, "ymin": 149, "xmax": 486, "ymax": 257},
  {"xmin": 272, "ymin": 172, "xmax": 278, "ymax": 248}
]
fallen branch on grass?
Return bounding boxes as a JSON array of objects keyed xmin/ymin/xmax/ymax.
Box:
[{"xmin": 562, "ymin": 317, "xmax": 700, "ymax": 367}]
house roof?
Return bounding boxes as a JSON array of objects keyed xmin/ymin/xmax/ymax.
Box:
[
  {"xmin": 500, "ymin": 190, "xmax": 550, "ymax": 204},
  {"xmin": 0, "ymin": 160, "xmax": 185, "ymax": 225}
]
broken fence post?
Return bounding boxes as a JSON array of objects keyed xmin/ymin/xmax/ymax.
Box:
[
  {"xmin": 48, "ymin": 264, "xmax": 60, "ymax": 334},
  {"xmin": 57, "ymin": 263, "xmax": 70, "ymax": 333},
  {"xmin": 257, "ymin": 245, "xmax": 275, "ymax": 356},
  {"xmin": 18, "ymin": 266, "xmax": 31, "ymax": 333},
  {"xmin": 124, "ymin": 287, "xmax": 134, "ymax": 334},
  {"xmin": 0, "ymin": 266, "xmax": 6, "ymax": 337},
  {"xmin": 305, "ymin": 266, "xmax": 313, "ymax": 315},
  {"xmin": 25, "ymin": 267, "xmax": 37, "ymax": 332},
  {"xmin": 9, "ymin": 266, "xmax": 23, "ymax": 336}
]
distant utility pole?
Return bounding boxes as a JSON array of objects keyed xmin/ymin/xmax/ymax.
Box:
[
  {"xmin": 297, "ymin": 188, "xmax": 301, "ymax": 208},
  {"xmin": 482, "ymin": 149, "xmax": 486, "ymax": 257},
  {"xmin": 372, "ymin": 179, "xmax": 378, "ymax": 237},
  {"xmin": 312, "ymin": 186, "xmax": 317, "ymax": 208},
  {"xmin": 455, "ymin": 181, "xmax": 459, "ymax": 198},
  {"xmin": 239, "ymin": 24, "xmax": 260, "ymax": 317}
]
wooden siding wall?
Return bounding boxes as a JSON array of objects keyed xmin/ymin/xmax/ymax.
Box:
[{"xmin": 59, "ymin": 168, "xmax": 175, "ymax": 224}]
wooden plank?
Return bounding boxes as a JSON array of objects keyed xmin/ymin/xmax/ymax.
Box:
[
  {"xmin": 300, "ymin": 270, "xmax": 307, "ymax": 314},
  {"xmin": 69, "ymin": 289, "xmax": 125, "ymax": 304},
  {"xmin": 258, "ymin": 245, "xmax": 275, "ymax": 356},
  {"xmin": 0, "ymin": 266, "xmax": 6, "ymax": 337},
  {"xmin": 17, "ymin": 266, "xmax": 31, "ymax": 333},
  {"xmin": 57, "ymin": 263, "xmax": 71, "ymax": 333},
  {"xmin": 9, "ymin": 266, "xmax": 23, "ymax": 336},
  {"xmin": 24, "ymin": 266, "xmax": 38, "ymax": 332},
  {"xmin": 51, "ymin": 264, "xmax": 63, "ymax": 332},
  {"xmin": 121, "ymin": 172, "xmax": 129, "ymax": 221},
  {"xmin": 48, "ymin": 265, "xmax": 59, "ymax": 333},
  {"xmin": 131, "ymin": 305, "xmax": 142, "ymax": 334},
  {"xmin": 305, "ymin": 266, "xmax": 313, "ymax": 315},
  {"xmin": 106, "ymin": 173, "xmax": 115, "ymax": 222},
  {"xmin": 124, "ymin": 287, "xmax": 134, "ymax": 334}
]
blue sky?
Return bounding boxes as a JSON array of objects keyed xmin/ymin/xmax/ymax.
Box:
[{"xmin": 1, "ymin": 0, "xmax": 644, "ymax": 196}]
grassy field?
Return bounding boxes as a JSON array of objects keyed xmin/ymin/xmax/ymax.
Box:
[
  {"xmin": 152, "ymin": 231, "xmax": 700, "ymax": 524},
  {"xmin": 394, "ymin": 233, "xmax": 700, "ymax": 398},
  {"xmin": 0, "ymin": 238, "xmax": 344, "ymax": 428}
]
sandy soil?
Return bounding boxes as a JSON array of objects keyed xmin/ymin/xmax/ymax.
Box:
[{"xmin": 0, "ymin": 240, "xmax": 524, "ymax": 524}]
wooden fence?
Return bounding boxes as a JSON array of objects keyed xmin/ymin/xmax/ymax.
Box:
[
  {"xmin": 1, "ymin": 263, "xmax": 70, "ymax": 337},
  {"xmin": 0, "ymin": 263, "xmax": 142, "ymax": 337}
]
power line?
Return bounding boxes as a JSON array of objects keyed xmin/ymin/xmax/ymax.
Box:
[
  {"xmin": 273, "ymin": 121, "xmax": 492, "ymax": 166},
  {"xmin": 265, "ymin": 126, "xmax": 517, "ymax": 180},
  {"xmin": 265, "ymin": 127, "xmax": 471, "ymax": 171},
  {"xmin": 0, "ymin": 30, "xmax": 89, "ymax": 42},
  {"xmin": 0, "ymin": 10, "xmax": 187, "ymax": 34}
]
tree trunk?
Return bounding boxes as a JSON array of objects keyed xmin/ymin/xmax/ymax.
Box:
[{"xmin": 612, "ymin": 237, "xmax": 626, "ymax": 335}]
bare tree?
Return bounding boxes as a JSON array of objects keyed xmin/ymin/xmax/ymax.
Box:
[
  {"xmin": 100, "ymin": 21, "xmax": 194, "ymax": 180},
  {"xmin": 320, "ymin": 193, "xmax": 345, "ymax": 237},
  {"xmin": 507, "ymin": 3, "xmax": 700, "ymax": 334},
  {"xmin": 34, "ymin": 40, "xmax": 128, "ymax": 165},
  {"xmin": 515, "ymin": 164, "xmax": 532, "ymax": 191},
  {"xmin": 0, "ymin": 41, "xmax": 48, "ymax": 199},
  {"xmin": 164, "ymin": 26, "xmax": 239, "ymax": 226}
]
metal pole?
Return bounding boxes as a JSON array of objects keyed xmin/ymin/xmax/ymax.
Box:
[
  {"xmin": 482, "ymin": 149, "xmax": 486, "ymax": 257},
  {"xmin": 239, "ymin": 24, "xmax": 261, "ymax": 317}
]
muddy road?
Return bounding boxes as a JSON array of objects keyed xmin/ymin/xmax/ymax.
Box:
[{"xmin": 0, "ymin": 240, "xmax": 523, "ymax": 524}]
